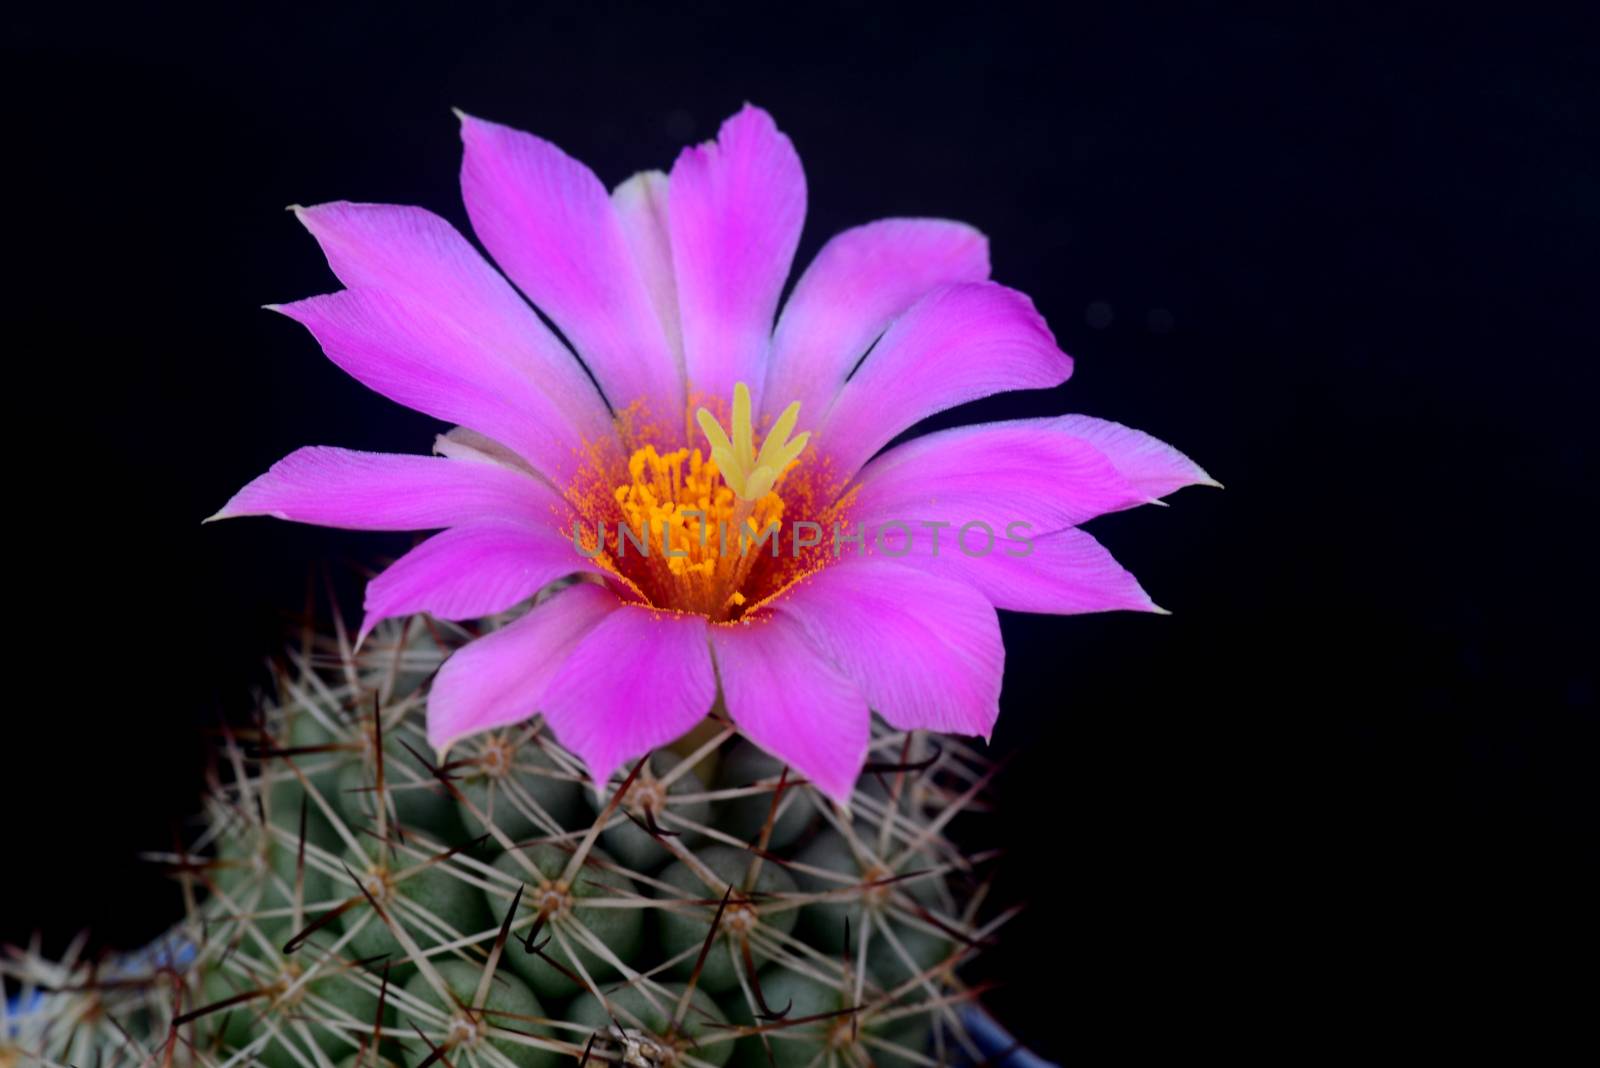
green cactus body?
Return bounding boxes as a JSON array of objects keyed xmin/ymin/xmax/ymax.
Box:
[
  {"xmin": 657, "ymin": 845, "xmax": 801, "ymax": 994},
  {"xmin": 337, "ymin": 834, "xmax": 493, "ymax": 971},
  {"xmin": 196, "ymin": 943, "xmax": 393, "ymax": 1068},
  {"xmin": 335, "ymin": 731, "xmax": 466, "ymax": 843},
  {"xmin": 723, "ymin": 965, "xmax": 929, "ymax": 1068},
  {"xmin": 792, "ymin": 830, "xmax": 954, "ymax": 989},
  {"xmin": 268, "ymin": 703, "xmax": 347, "ymax": 850},
  {"xmin": 452, "ymin": 728, "xmax": 588, "ymax": 840},
  {"xmin": 567, "ymin": 981, "xmax": 732, "ymax": 1068},
  {"xmin": 213, "ymin": 820, "xmax": 334, "ymax": 946},
  {"xmin": 396, "ymin": 958, "xmax": 559, "ymax": 1068},
  {"xmin": 712, "ymin": 740, "xmax": 815, "ymax": 850},
  {"xmin": 488, "ymin": 843, "xmax": 644, "ymax": 999},
  {"xmin": 592, "ymin": 751, "xmax": 712, "ymax": 873},
  {"xmin": 3, "ymin": 615, "xmax": 1002, "ymax": 1068}
]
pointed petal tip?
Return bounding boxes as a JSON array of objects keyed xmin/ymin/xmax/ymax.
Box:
[
  {"xmin": 453, "ymin": 107, "xmax": 492, "ymax": 144},
  {"xmin": 587, "ymin": 761, "xmax": 621, "ymax": 800},
  {"xmin": 286, "ymin": 201, "xmax": 334, "ymax": 226},
  {"xmin": 354, "ymin": 611, "xmax": 380, "ymax": 651},
  {"xmin": 200, "ymin": 505, "xmax": 258, "ymax": 525},
  {"xmin": 1134, "ymin": 571, "xmax": 1171, "ymax": 615},
  {"xmin": 732, "ymin": 101, "xmax": 777, "ymax": 127},
  {"xmin": 818, "ymin": 783, "xmax": 854, "ymax": 807},
  {"xmin": 452, "ymin": 107, "xmax": 490, "ymax": 138}
]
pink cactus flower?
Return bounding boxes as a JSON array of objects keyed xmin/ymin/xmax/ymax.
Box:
[{"xmin": 213, "ymin": 104, "xmax": 1214, "ymax": 802}]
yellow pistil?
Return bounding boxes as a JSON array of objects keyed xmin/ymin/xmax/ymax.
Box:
[{"xmin": 695, "ymin": 383, "xmax": 810, "ymax": 504}]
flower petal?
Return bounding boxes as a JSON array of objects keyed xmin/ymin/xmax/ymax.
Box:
[
  {"xmin": 612, "ymin": 171, "xmax": 684, "ymax": 368},
  {"xmin": 360, "ymin": 523, "xmax": 598, "ymax": 641},
  {"xmin": 870, "ymin": 525, "xmax": 1163, "ymax": 616},
  {"xmin": 850, "ymin": 419, "xmax": 1150, "ymax": 538},
  {"xmin": 273, "ymin": 288, "xmax": 598, "ymax": 482},
  {"xmin": 769, "ymin": 560, "xmax": 1003, "ymax": 739},
  {"xmin": 458, "ymin": 114, "xmax": 684, "ymax": 434},
  {"xmin": 427, "ymin": 582, "xmax": 622, "ymax": 754},
  {"xmin": 292, "ymin": 201, "xmax": 611, "ymax": 462},
  {"xmin": 710, "ymin": 613, "xmax": 870, "ymax": 803},
  {"xmin": 538, "ymin": 605, "xmax": 717, "ymax": 789},
  {"xmin": 817, "ymin": 282, "xmax": 1072, "ymax": 485},
  {"xmin": 668, "ymin": 104, "xmax": 805, "ymax": 413},
  {"xmin": 432, "ymin": 426, "xmax": 539, "ymax": 477},
  {"xmin": 1050, "ymin": 414, "xmax": 1220, "ymax": 496},
  {"xmin": 763, "ymin": 219, "xmax": 989, "ymax": 431},
  {"xmin": 211, "ymin": 446, "xmax": 564, "ymax": 530}
]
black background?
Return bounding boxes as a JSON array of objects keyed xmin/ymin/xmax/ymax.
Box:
[{"xmin": 7, "ymin": 1, "xmax": 1596, "ymax": 1049}]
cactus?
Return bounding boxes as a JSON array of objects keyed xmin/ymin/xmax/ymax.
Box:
[{"xmin": 2, "ymin": 612, "xmax": 1007, "ymax": 1068}]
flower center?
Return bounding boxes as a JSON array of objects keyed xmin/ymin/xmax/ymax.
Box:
[
  {"xmin": 572, "ymin": 383, "xmax": 831, "ymax": 621},
  {"xmin": 610, "ymin": 441, "xmax": 786, "ymax": 616}
]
